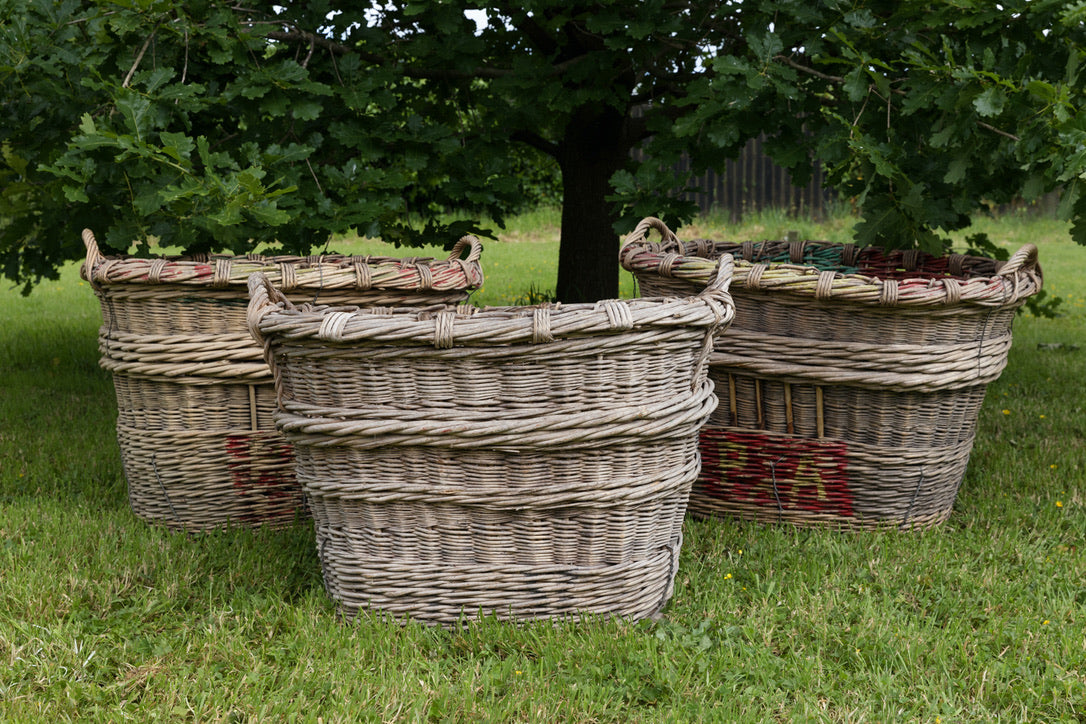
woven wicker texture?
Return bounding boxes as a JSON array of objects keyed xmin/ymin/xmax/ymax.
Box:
[
  {"xmin": 246, "ymin": 263, "xmax": 735, "ymax": 624},
  {"xmin": 620, "ymin": 217, "xmax": 1042, "ymax": 530},
  {"xmin": 81, "ymin": 228, "xmax": 484, "ymax": 531}
]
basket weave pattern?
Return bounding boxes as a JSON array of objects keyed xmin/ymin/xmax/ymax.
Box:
[
  {"xmin": 81, "ymin": 229, "xmax": 483, "ymax": 531},
  {"xmin": 246, "ymin": 263, "xmax": 734, "ymax": 624},
  {"xmin": 620, "ymin": 217, "xmax": 1042, "ymax": 530}
]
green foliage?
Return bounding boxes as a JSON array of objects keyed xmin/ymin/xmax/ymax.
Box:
[
  {"xmin": 0, "ymin": 1, "xmax": 540, "ymax": 290},
  {"xmin": 673, "ymin": 0, "xmax": 1086, "ymax": 255},
  {"xmin": 512, "ymin": 282, "xmax": 556, "ymax": 306},
  {"xmin": 3, "ymin": 1, "xmax": 1086, "ymax": 297}
]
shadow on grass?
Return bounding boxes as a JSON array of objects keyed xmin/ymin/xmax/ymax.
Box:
[{"xmin": 183, "ymin": 518, "xmax": 326, "ymax": 607}]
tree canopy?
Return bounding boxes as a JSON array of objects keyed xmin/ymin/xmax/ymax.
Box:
[{"xmin": 2, "ymin": 1, "xmax": 1085, "ymax": 300}]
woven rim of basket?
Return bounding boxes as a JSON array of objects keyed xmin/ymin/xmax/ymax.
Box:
[
  {"xmin": 619, "ymin": 217, "xmax": 1043, "ymax": 308},
  {"xmin": 246, "ymin": 261, "xmax": 736, "ymax": 349},
  {"xmin": 80, "ymin": 228, "xmax": 484, "ymax": 292}
]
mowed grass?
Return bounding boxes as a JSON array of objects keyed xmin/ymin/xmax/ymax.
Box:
[{"xmin": 0, "ymin": 209, "xmax": 1083, "ymax": 722}]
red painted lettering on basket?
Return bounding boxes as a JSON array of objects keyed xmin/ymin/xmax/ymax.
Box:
[{"xmin": 698, "ymin": 430, "xmax": 855, "ymax": 517}]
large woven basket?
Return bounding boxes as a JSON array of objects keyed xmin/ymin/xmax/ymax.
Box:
[
  {"xmin": 81, "ymin": 229, "xmax": 484, "ymax": 531},
  {"xmin": 245, "ymin": 262, "xmax": 735, "ymax": 624},
  {"xmin": 620, "ymin": 217, "xmax": 1042, "ymax": 530}
]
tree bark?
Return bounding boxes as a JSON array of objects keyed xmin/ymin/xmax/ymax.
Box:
[{"xmin": 554, "ymin": 104, "xmax": 630, "ymax": 303}]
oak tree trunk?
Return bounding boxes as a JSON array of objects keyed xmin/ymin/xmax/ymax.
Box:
[{"xmin": 554, "ymin": 104, "xmax": 630, "ymax": 303}]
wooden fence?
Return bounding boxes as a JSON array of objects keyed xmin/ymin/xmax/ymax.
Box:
[
  {"xmin": 667, "ymin": 135, "xmax": 836, "ymax": 220},
  {"xmin": 662, "ymin": 136, "xmax": 1060, "ymax": 220}
]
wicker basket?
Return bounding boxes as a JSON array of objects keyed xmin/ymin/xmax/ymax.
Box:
[
  {"xmin": 620, "ymin": 217, "xmax": 1043, "ymax": 530},
  {"xmin": 81, "ymin": 229, "xmax": 484, "ymax": 531},
  {"xmin": 245, "ymin": 262, "xmax": 735, "ymax": 624}
]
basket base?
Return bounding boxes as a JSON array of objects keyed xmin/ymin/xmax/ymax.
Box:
[
  {"xmin": 292, "ymin": 442, "xmax": 698, "ymax": 624},
  {"xmin": 319, "ymin": 537, "xmax": 683, "ymax": 625}
]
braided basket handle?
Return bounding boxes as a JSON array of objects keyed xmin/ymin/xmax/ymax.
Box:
[
  {"xmin": 688, "ymin": 254, "xmax": 737, "ymax": 391},
  {"xmin": 700, "ymin": 252, "xmax": 735, "ymax": 300},
  {"xmin": 81, "ymin": 228, "xmax": 104, "ymax": 286},
  {"xmin": 246, "ymin": 272, "xmax": 294, "ymax": 347},
  {"xmin": 246, "ymin": 272, "xmax": 295, "ymax": 398},
  {"xmin": 447, "ymin": 234, "xmax": 483, "ymax": 263},
  {"xmin": 622, "ymin": 216, "xmax": 683, "ymax": 253},
  {"xmin": 996, "ymin": 243, "xmax": 1039, "ymax": 277}
]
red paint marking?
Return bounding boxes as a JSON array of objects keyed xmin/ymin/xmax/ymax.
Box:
[
  {"xmin": 697, "ymin": 429, "xmax": 855, "ymax": 517},
  {"xmin": 225, "ymin": 435, "xmax": 251, "ymax": 491},
  {"xmin": 856, "ymin": 249, "xmax": 966, "ymax": 282},
  {"xmin": 224, "ymin": 435, "xmax": 300, "ymax": 523}
]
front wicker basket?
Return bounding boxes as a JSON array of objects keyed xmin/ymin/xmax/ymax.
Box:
[
  {"xmin": 246, "ymin": 262, "xmax": 735, "ymax": 625},
  {"xmin": 81, "ymin": 229, "xmax": 484, "ymax": 531},
  {"xmin": 620, "ymin": 217, "xmax": 1043, "ymax": 530}
]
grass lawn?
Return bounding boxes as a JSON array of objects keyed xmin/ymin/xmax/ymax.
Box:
[{"xmin": 0, "ymin": 209, "xmax": 1083, "ymax": 722}]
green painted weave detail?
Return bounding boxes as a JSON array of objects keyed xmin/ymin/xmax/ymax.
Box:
[{"xmin": 750, "ymin": 247, "xmax": 860, "ymax": 275}]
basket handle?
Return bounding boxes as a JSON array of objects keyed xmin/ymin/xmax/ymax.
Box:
[
  {"xmin": 81, "ymin": 228, "xmax": 104, "ymax": 285},
  {"xmin": 996, "ymin": 243, "xmax": 1039, "ymax": 276},
  {"xmin": 700, "ymin": 252, "xmax": 735, "ymax": 300},
  {"xmin": 246, "ymin": 271, "xmax": 295, "ymax": 399},
  {"xmin": 688, "ymin": 253, "xmax": 736, "ymax": 390},
  {"xmin": 622, "ymin": 216, "xmax": 683, "ymax": 253},
  {"xmin": 246, "ymin": 272, "xmax": 294, "ymax": 346},
  {"xmin": 246, "ymin": 272, "xmax": 295, "ymax": 399},
  {"xmin": 447, "ymin": 234, "xmax": 483, "ymax": 263}
]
